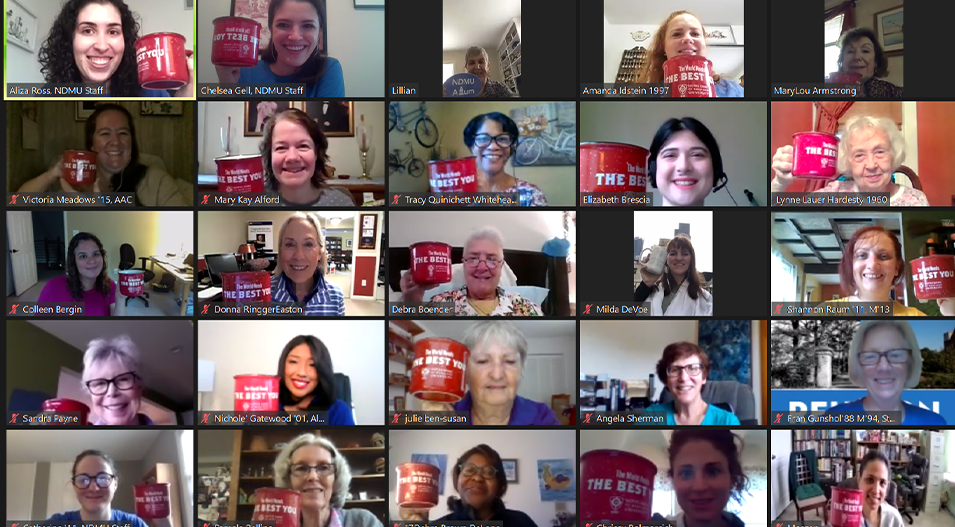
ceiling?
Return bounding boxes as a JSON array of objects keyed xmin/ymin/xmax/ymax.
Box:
[
  {"xmin": 604, "ymin": 0, "xmax": 745, "ymax": 25},
  {"xmin": 415, "ymin": 320, "xmax": 576, "ymax": 340},
  {"xmin": 316, "ymin": 211, "xmax": 355, "ymax": 230},
  {"xmin": 773, "ymin": 213, "xmax": 902, "ymax": 285},
  {"xmin": 26, "ymin": 320, "xmax": 195, "ymax": 405},
  {"xmin": 581, "ymin": 430, "xmax": 767, "ymax": 468},
  {"xmin": 443, "ymin": 0, "xmax": 521, "ymax": 50},
  {"xmin": 7, "ymin": 430, "xmax": 161, "ymax": 462}
]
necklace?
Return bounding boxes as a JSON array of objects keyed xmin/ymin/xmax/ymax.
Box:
[{"xmin": 468, "ymin": 297, "xmax": 498, "ymax": 316}]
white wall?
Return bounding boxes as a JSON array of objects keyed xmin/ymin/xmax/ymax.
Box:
[
  {"xmin": 605, "ymin": 24, "xmax": 745, "ymax": 83},
  {"xmin": 127, "ymin": 0, "xmax": 194, "ymax": 51},
  {"xmin": 7, "ymin": 463, "xmax": 37, "ymax": 519},
  {"xmin": 198, "ymin": 101, "xmax": 386, "ymax": 180},
  {"xmin": 579, "ymin": 101, "xmax": 768, "ymax": 207},
  {"xmin": 139, "ymin": 431, "xmax": 190, "ymax": 527},
  {"xmin": 389, "ymin": 429, "xmax": 577, "ymax": 526},
  {"xmin": 198, "ymin": 0, "xmax": 384, "ymax": 96},
  {"xmin": 389, "ymin": 211, "xmax": 565, "ymax": 252},
  {"xmin": 197, "ymin": 320, "xmax": 385, "ymax": 425}
]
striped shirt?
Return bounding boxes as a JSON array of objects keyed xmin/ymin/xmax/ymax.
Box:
[{"xmin": 271, "ymin": 272, "xmax": 345, "ymax": 316}]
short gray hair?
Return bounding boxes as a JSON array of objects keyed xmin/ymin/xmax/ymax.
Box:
[
  {"xmin": 82, "ymin": 336, "xmax": 140, "ymax": 386},
  {"xmin": 464, "ymin": 226, "xmax": 505, "ymax": 256},
  {"xmin": 465, "ymin": 46, "xmax": 489, "ymax": 64},
  {"xmin": 273, "ymin": 433, "xmax": 351, "ymax": 508},
  {"xmin": 837, "ymin": 115, "xmax": 906, "ymax": 174},
  {"xmin": 463, "ymin": 321, "xmax": 528, "ymax": 368}
]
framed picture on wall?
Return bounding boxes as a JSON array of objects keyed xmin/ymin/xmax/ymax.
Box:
[
  {"xmin": 359, "ymin": 214, "xmax": 377, "ymax": 250},
  {"xmin": 7, "ymin": 0, "xmax": 38, "ymax": 52},
  {"xmin": 245, "ymin": 101, "xmax": 293, "ymax": 136},
  {"xmin": 874, "ymin": 5, "xmax": 903, "ymax": 55},
  {"xmin": 300, "ymin": 101, "xmax": 354, "ymax": 137},
  {"xmin": 75, "ymin": 101, "xmax": 111, "ymax": 121},
  {"xmin": 502, "ymin": 459, "xmax": 518, "ymax": 483},
  {"xmin": 231, "ymin": 0, "xmax": 327, "ymax": 52},
  {"xmin": 394, "ymin": 396, "xmax": 405, "ymax": 411}
]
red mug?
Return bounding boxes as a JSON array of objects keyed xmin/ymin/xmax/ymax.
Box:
[
  {"xmin": 663, "ymin": 55, "xmax": 715, "ymax": 97},
  {"xmin": 410, "ymin": 242, "xmax": 452, "ymax": 285},
  {"xmin": 41, "ymin": 398, "xmax": 90, "ymax": 425},
  {"xmin": 252, "ymin": 488, "xmax": 301, "ymax": 527},
  {"xmin": 222, "ymin": 271, "xmax": 271, "ymax": 303},
  {"xmin": 211, "ymin": 16, "xmax": 262, "ymax": 68},
  {"xmin": 215, "ymin": 155, "xmax": 265, "ymax": 193},
  {"xmin": 135, "ymin": 32, "xmax": 189, "ymax": 90},
  {"xmin": 428, "ymin": 157, "xmax": 478, "ymax": 192},
  {"xmin": 62, "ymin": 150, "xmax": 98, "ymax": 187},
  {"xmin": 579, "ymin": 142, "xmax": 650, "ymax": 193},
  {"xmin": 580, "ymin": 449, "xmax": 657, "ymax": 521},
  {"xmin": 829, "ymin": 487, "xmax": 863, "ymax": 527},
  {"xmin": 791, "ymin": 132, "xmax": 839, "ymax": 179},
  {"xmin": 911, "ymin": 255, "xmax": 955, "ymax": 300},
  {"xmin": 134, "ymin": 483, "xmax": 171, "ymax": 518},
  {"xmin": 396, "ymin": 463, "xmax": 440, "ymax": 509},
  {"xmin": 410, "ymin": 338, "xmax": 469, "ymax": 402},
  {"xmin": 119, "ymin": 270, "xmax": 145, "ymax": 297},
  {"xmin": 234, "ymin": 374, "xmax": 280, "ymax": 412},
  {"xmin": 827, "ymin": 72, "xmax": 862, "ymax": 84}
]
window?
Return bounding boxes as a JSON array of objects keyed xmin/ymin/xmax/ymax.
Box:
[
  {"xmin": 179, "ymin": 430, "xmax": 194, "ymax": 520},
  {"xmin": 771, "ymin": 249, "xmax": 798, "ymax": 302},
  {"xmin": 442, "ymin": 63, "xmax": 455, "ymax": 83},
  {"xmin": 824, "ymin": 15, "xmax": 844, "ymax": 76}
]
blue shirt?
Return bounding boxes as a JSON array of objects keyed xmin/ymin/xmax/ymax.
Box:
[
  {"xmin": 644, "ymin": 400, "xmax": 741, "ymax": 425},
  {"xmin": 827, "ymin": 398, "xmax": 947, "ymax": 425},
  {"xmin": 238, "ymin": 58, "xmax": 345, "ymax": 97},
  {"xmin": 452, "ymin": 393, "xmax": 560, "ymax": 425},
  {"xmin": 50, "ymin": 509, "xmax": 148, "ymax": 527},
  {"xmin": 714, "ymin": 78, "xmax": 744, "ymax": 97},
  {"xmin": 281, "ymin": 398, "xmax": 355, "ymax": 425},
  {"xmin": 270, "ymin": 272, "xmax": 345, "ymax": 316}
]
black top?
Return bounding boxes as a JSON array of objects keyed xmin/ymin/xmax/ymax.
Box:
[
  {"xmin": 634, "ymin": 281, "xmax": 653, "ymax": 302},
  {"xmin": 437, "ymin": 499, "xmax": 539, "ymax": 527}
]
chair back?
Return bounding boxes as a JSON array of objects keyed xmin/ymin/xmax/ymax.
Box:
[
  {"xmin": 119, "ymin": 243, "xmax": 136, "ymax": 269},
  {"xmin": 334, "ymin": 373, "xmax": 356, "ymax": 423},
  {"xmin": 895, "ymin": 165, "xmax": 922, "ymax": 190},
  {"xmin": 793, "ymin": 451, "xmax": 816, "ymax": 487}
]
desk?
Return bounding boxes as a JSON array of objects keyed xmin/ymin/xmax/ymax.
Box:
[{"xmin": 148, "ymin": 256, "xmax": 194, "ymax": 316}]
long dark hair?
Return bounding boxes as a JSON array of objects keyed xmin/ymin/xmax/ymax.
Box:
[
  {"xmin": 648, "ymin": 117, "xmax": 723, "ymax": 189},
  {"xmin": 668, "ymin": 430, "xmax": 749, "ymax": 504},
  {"xmin": 261, "ymin": 0, "xmax": 329, "ymax": 87},
  {"xmin": 260, "ymin": 108, "xmax": 331, "ymax": 192},
  {"xmin": 66, "ymin": 232, "xmax": 111, "ymax": 301},
  {"xmin": 277, "ymin": 335, "xmax": 336, "ymax": 410},
  {"xmin": 659, "ymin": 234, "xmax": 706, "ymax": 300},
  {"xmin": 38, "ymin": 0, "xmax": 142, "ymax": 96},
  {"xmin": 84, "ymin": 104, "xmax": 148, "ymax": 199}
]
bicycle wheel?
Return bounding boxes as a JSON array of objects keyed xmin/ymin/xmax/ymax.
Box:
[
  {"xmin": 516, "ymin": 138, "xmax": 542, "ymax": 165},
  {"xmin": 414, "ymin": 117, "xmax": 439, "ymax": 148},
  {"xmin": 388, "ymin": 104, "xmax": 397, "ymax": 132},
  {"xmin": 566, "ymin": 133, "xmax": 578, "ymax": 162},
  {"xmin": 408, "ymin": 158, "xmax": 426, "ymax": 178},
  {"xmin": 388, "ymin": 153, "xmax": 400, "ymax": 173}
]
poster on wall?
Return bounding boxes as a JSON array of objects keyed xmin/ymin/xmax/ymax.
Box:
[
  {"xmin": 248, "ymin": 221, "xmax": 273, "ymax": 251},
  {"xmin": 537, "ymin": 459, "xmax": 575, "ymax": 501}
]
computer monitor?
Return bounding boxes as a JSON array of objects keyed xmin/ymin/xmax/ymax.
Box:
[{"xmin": 204, "ymin": 253, "xmax": 240, "ymax": 287}]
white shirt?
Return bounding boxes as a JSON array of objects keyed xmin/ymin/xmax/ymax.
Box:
[{"xmin": 648, "ymin": 279, "xmax": 713, "ymax": 316}]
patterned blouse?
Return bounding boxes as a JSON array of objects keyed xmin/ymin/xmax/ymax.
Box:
[
  {"xmin": 480, "ymin": 79, "xmax": 518, "ymax": 98},
  {"xmin": 429, "ymin": 286, "xmax": 543, "ymax": 316},
  {"xmin": 814, "ymin": 181, "xmax": 928, "ymax": 206},
  {"xmin": 863, "ymin": 78, "xmax": 903, "ymax": 98}
]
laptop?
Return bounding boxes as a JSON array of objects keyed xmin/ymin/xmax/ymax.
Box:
[{"xmin": 203, "ymin": 253, "xmax": 240, "ymax": 288}]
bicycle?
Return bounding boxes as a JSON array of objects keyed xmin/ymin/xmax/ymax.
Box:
[
  {"xmin": 515, "ymin": 120, "xmax": 577, "ymax": 166},
  {"xmin": 389, "ymin": 102, "xmax": 439, "ymax": 148},
  {"xmin": 388, "ymin": 142, "xmax": 426, "ymax": 178}
]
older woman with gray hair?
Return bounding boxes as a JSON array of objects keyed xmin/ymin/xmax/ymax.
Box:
[
  {"xmin": 82, "ymin": 336, "xmax": 153, "ymax": 425},
  {"xmin": 399, "ymin": 227, "xmax": 543, "ymax": 316},
  {"xmin": 273, "ymin": 434, "xmax": 382, "ymax": 527},
  {"xmin": 445, "ymin": 46, "xmax": 517, "ymax": 98},
  {"xmin": 422, "ymin": 321, "xmax": 559, "ymax": 425},
  {"xmin": 770, "ymin": 115, "xmax": 929, "ymax": 205}
]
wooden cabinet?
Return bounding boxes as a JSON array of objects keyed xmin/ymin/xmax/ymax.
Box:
[
  {"xmin": 498, "ymin": 18, "xmax": 521, "ymax": 94},
  {"xmin": 226, "ymin": 429, "xmax": 387, "ymax": 522}
]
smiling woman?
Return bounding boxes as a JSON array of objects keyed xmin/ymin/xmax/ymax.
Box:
[
  {"xmin": 48, "ymin": 450, "xmax": 150, "ymax": 526},
  {"xmin": 643, "ymin": 342, "xmax": 739, "ymax": 425},
  {"xmin": 82, "ymin": 335, "xmax": 155, "ymax": 425},
  {"xmin": 277, "ymin": 335, "xmax": 354, "ymax": 424},
  {"xmin": 270, "ymin": 212, "xmax": 346, "ymax": 316}
]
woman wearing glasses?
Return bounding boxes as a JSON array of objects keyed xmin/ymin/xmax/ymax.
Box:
[
  {"xmin": 273, "ymin": 433, "xmax": 382, "ymax": 527},
  {"xmin": 461, "ymin": 113, "xmax": 547, "ymax": 206},
  {"xmin": 277, "ymin": 335, "xmax": 354, "ymax": 424},
  {"xmin": 643, "ymin": 342, "xmax": 740, "ymax": 425},
  {"xmin": 399, "ymin": 227, "xmax": 544, "ymax": 316},
  {"xmin": 400, "ymin": 444, "xmax": 539, "ymax": 527},
  {"xmin": 419, "ymin": 321, "xmax": 559, "ymax": 424},
  {"xmin": 82, "ymin": 335, "xmax": 154, "ymax": 425},
  {"xmin": 49, "ymin": 450, "xmax": 149, "ymax": 526},
  {"xmin": 826, "ymin": 321, "xmax": 946, "ymax": 425}
]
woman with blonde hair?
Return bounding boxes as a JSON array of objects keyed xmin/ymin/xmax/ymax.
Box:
[
  {"xmin": 271, "ymin": 212, "xmax": 345, "ymax": 315},
  {"xmin": 636, "ymin": 10, "xmax": 743, "ymax": 97}
]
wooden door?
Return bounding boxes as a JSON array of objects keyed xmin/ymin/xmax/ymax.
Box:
[{"xmin": 7, "ymin": 211, "xmax": 38, "ymax": 296}]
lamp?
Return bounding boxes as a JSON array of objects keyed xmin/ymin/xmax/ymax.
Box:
[
  {"xmin": 356, "ymin": 114, "xmax": 372, "ymax": 180},
  {"xmin": 197, "ymin": 359, "xmax": 215, "ymax": 412},
  {"xmin": 237, "ymin": 243, "xmax": 256, "ymax": 262}
]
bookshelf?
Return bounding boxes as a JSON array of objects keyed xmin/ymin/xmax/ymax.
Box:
[
  {"xmin": 388, "ymin": 321, "xmax": 423, "ymax": 410},
  {"xmin": 792, "ymin": 429, "xmax": 851, "ymax": 481},
  {"xmin": 497, "ymin": 18, "xmax": 521, "ymax": 94}
]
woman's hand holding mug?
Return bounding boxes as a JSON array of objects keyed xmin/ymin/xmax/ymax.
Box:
[
  {"xmin": 215, "ymin": 65, "xmax": 241, "ymax": 84},
  {"xmin": 639, "ymin": 254, "xmax": 663, "ymax": 286},
  {"xmin": 400, "ymin": 271, "xmax": 438, "ymax": 303},
  {"xmin": 399, "ymin": 508, "xmax": 429, "ymax": 522},
  {"xmin": 771, "ymin": 145, "xmax": 796, "ymax": 189}
]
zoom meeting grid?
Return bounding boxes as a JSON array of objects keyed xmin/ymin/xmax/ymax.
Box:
[{"xmin": 5, "ymin": 1, "xmax": 955, "ymax": 527}]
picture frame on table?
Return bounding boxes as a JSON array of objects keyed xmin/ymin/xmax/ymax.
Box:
[{"xmin": 394, "ymin": 396, "xmax": 405, "ymax": 412}]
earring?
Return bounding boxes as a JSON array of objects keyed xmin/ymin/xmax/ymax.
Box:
[{"xmin": 664, "ymin": 266, "xmax": 669, "ymax": 274}]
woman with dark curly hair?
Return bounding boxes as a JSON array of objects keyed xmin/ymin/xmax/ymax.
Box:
[
  {"xmin": 38, "ymin": 0, "xmax": 193, "ymax": 97},
  {"xmin": 215, "ymin": 0, "xmax": 344, "ymax": 97},
  {"xmin": 18, "ymin": 104, "xmax": 188, "ymax": 205},
  {"xmin": 260, "ymin": 109, "xmax": 355, "ymax": 206},
  {"xmin": 834, "ymin": 27, "xmax": 903, "ymax": 98},
  {"xmin": 37, "ymin": 232, "xmax": 130, "ymax": 316}
]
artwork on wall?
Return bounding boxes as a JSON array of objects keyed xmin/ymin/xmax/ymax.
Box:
[
  {"xmin": 411, "ymin": 454, "xmax": 447, "ymax": 494},
  {"xmin": 142, "ymin": 102, "xmax": 184, "ymax": 116},
  {"xmin": 874, "ymin": 5, "xmax": 903, "ymax": 55},
  {"xmin": 7, "ymin": 0, "xmax": 38, "ymax": 52},
  {"xmin": 704, "ymin": 25, "xmax": 736, "ymax": 46},
  {"xmin": 510, "ymin": 102, "xmax": 577, "ymax": 167},
  {"xmin": 245, "ymin": 101, "xmax": 293, "ymax": 136},
  {"xmin": 537, "ymin": 459, "xmax": 575, "ymax": 501},
  {"xmin": 502, "ymin": 459, "xmax": 518, "ymax": 483},
  {"xmin": 698, "ymin": 320, "xmax": 752, "ymax": 385},
  {"xmin": 300, "ymin": 101, "xmax": 354, "ymax": 137}
]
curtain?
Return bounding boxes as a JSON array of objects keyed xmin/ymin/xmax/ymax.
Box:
[
  {"xmin": 825, "ymin": 1, "xmax": 856, "ymax": 35},
  {"xmin": 806, "ymin": 101, "xmax": 854, "ymax": 190}
]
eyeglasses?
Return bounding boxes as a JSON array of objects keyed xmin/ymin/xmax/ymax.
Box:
[
  {"xmin": 290, "ymin": 463, "xmax": 335, "ymax": 478},
  {"xmin": 859, "ymin": 349, "xmax": 910, "ymax": 366},
  {"xmin": 472, "ymin": 134, "xmax": 514, "ymax": 148},
  {"xmin": 73, "ymin": 472, "xmax": 116, "ymax": 489},
  {"xmin": 463, "ymin": 257, "xmax": 500, "ymax": 269},
  {"xmin": 459, "ymin": 462, "xmax": 498, "ymax": 479},
  {"xmin": 86, "ymin": 371, "xmax": 139, "ymax": 395},
  {"xmin": 666, "ymin": 363, "xmax": 703, "ymax": 378}
]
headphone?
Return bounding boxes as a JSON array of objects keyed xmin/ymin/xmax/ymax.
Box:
[{"xmin": 648, "ymin": 148, "xmax": 728, "ymax": 193}]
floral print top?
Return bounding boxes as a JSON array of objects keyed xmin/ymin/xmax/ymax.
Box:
[
  {"xmin": 508, "ymin": 179, "xmax": 548, "ymax": 206},
  {"xmin": 429, "ymin": 286, "xmax": 544, "ymax": 316}
]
